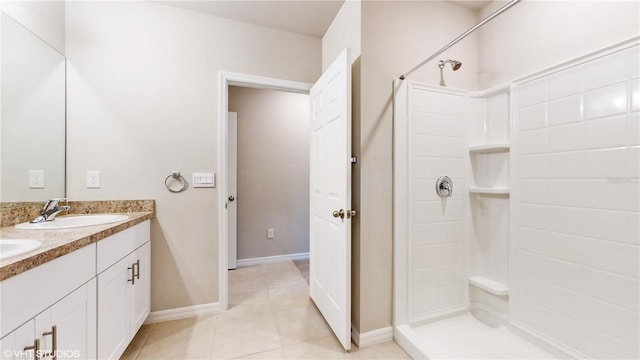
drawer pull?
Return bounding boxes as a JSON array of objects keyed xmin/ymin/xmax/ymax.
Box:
[
  {"xmin": 133, "ymin": 259, "xmax": 140, "ymax": 280},
  {"xmin": 127, "ymin": 264, "xmax": 135, "ymax": 285},
  {"xmin": 42, "ymin": 325, "xmax": 58, "ymax": 360},
  {"xmin": 23, "ymin": 338, "xmax": 40, "ymax": 360}
]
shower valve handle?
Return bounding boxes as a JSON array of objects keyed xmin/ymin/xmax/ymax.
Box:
[{"xmin": 436, "ymin": 176, "xmax": 453, "ymax": 198}]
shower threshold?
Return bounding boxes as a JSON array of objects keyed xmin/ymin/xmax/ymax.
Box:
[{"xmin": 395, "ymin": 310, "xmax": 558, "ymax": 359}]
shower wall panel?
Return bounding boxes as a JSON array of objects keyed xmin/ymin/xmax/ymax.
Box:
[
  {"xmin": 513, "ymin": 45, "xmax": 640, "ymax": 360},
  {"xmin": 407, "ymin": 85, "xmax": 469, "ymax": 322}
]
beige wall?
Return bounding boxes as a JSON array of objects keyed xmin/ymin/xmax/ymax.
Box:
[
  {"xmin": 64, "ymin": 1, "xmax": 321, "ymax": 311},
  {"xmin": 358, "ymin": 0, "xmax": 478, "ymax": 333},
  {"xmin": 0, "ymin": 0, "xmax": 65, "ymax": 54},
  {"xmin": 228, "ymin": 87, "xmax": 310, "ymax": 260},
  {"xmin": 322, "ymin": 0, "xmax": 361, "ymax": 70},
  {"xmin": 478, "ymin": 0, "xmax": 640, "ymax": 88}
]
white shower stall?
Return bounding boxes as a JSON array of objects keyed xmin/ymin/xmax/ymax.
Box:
[{"xmin": 393, "ymin": 38, "xmax": 639, "ymax": 359}]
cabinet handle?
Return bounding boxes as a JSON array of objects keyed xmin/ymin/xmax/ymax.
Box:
[
  {"xmin": 134, "ymin": 259, "xmax": 140, "ymax": 280},
  {"xmin": 23, "ymin": 338, "xmax": 40, "ymax": 360},
  {"xmin": 127, "ymin": 264, "xmax": 135, "ymax": 285},
  {"xmin": 42, "ymin": 325, "xmax": 57, "ymax": 360}
]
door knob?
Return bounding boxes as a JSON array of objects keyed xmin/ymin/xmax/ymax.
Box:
[
  {"xmin": 332, "ymin": 209, "xmax": 345, "ymax": 219},
  {"xmin": 228, "ymin": 196, "xmax": 235, "ymax": 202}
]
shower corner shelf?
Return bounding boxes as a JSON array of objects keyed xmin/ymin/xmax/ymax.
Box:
[
  {"xmin": 468, "ymin": 276, "xmax": 509, "ymax": 296},
  {"xmin": 468, "ymin": 186, "xmax": 510, "ymax": 195},
  {"xmin": 469, "ymin": 143, "xmax": 510, "ymax": 153}
]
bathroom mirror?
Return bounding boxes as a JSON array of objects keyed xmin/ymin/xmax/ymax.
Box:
[{"xmin": 0, "ymin": 12, "xmax": 66, "ymax": 205}]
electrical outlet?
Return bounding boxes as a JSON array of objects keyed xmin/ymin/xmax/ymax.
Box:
[
  {"xmin": 267, "ymin": 228, "xmax": 275, "ymax": 239},
  {"xmin": 29, "ymin": 170, "xmax": 45, "ymax": 188},
  {"xmin": 87, "ymin": 171, "xmax": 100, "ymax": 188}
]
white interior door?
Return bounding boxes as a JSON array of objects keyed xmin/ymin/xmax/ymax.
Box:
[
  {"xmin": 228, "ymin": 112, "xmax": 238, "ymax": 269},
  {"xmin": 309, "ymin": 48, "xmax": 352, "ymax": 351}
]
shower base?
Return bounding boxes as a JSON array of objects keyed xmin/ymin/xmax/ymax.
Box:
[{"xmin": 395, "ymin": 311, "xmax": 558, "ymax": 359}]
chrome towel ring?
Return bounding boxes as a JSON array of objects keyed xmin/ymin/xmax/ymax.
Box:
[{"xmin": 165, "ymin": 171, "xmax": 188, "ymax": 193}]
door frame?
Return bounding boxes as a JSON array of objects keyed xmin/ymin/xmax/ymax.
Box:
[{"xmin": 217, "ymin": 72, "xmax": 312, "ymax": 311}]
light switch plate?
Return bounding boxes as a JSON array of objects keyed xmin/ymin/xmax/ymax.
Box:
[
  {"xmin": 192, "ymin": 172, "xmax": 215, "ymax": 188},
  {"xmin": 29, "ymin": 170, "xmax": 45, "ymax": 188}
]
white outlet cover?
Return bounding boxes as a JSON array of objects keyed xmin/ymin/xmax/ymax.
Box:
[
  {"xmin": 87, "ymin": 171, "xmax": 100, "ymax": 188},
  {"xmin": 29, "ymin": 170, "xmax": 45, "ymax": 188}
]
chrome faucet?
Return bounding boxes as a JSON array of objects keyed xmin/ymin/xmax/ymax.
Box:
[{"xmin": 30, "ymin": 198, "xmax": 71, "ymax": 223}]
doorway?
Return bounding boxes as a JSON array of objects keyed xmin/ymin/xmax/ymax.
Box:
[
  {"xmin": 217, "ymin": 72, "xmax": 313, "ymax": 312},
  {"xmin": 219, "ymin": 48, "xmax": 352, "ymax": 350},
  {"xmin": 227, "ymin": 86, "xmax": 311, "ymax": 270}
]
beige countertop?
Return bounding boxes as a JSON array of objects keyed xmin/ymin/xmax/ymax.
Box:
[{"xmin": 0, "ymin": 211, "xmax": 154, "ymax": 281}]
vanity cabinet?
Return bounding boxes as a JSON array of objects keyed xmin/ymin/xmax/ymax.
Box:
[
  {"xmin": 97, "ymin": 223, "xmax": 150, "ymax": 359},
  {"xmin": 0, "ymin": 279, "xmax": 96, "ymax": 360},
  {"xmin": 0, "ymin": 219, "xmax": 151, "ymax": 360}
]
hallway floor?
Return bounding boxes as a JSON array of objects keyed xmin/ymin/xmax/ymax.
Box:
[{"xmin": 121, "ymin": 260, "xmax": 409, "ymax": 359}]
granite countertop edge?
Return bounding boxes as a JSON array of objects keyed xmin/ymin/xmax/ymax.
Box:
[{"xmin": 0, "ymin": 212, "xmax": 154, "ymax": 281}]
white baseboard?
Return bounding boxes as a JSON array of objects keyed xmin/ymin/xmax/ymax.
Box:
[
  {"xmin": 236, "ymin": 252, "xmax": 309, "ymax": 267},
  {"xmin": 351, "ymin": 324, "xmax": 394, "ymax": 348},
  {"xmin": 144, "ymin": 302, "xmax": 221, "ymax": 324}
]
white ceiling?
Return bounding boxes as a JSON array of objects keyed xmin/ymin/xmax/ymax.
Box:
[
  {"xmin": 157, "ymin": 1, "xmax": 344, "ymax": 38},
  {"xmin": 157, "ymin": 1, "xmax": 491, "ymax": 38},
  {"xmin": 447, "ymin": 0, "xmax": 492, "ymax": 11}
]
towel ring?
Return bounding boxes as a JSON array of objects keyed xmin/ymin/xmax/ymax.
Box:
[{"xmin": 165, "ymin": 171, "xmax": 188, "ymax": 193}]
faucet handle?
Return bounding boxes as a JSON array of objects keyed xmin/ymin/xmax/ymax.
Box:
[{"xmin": 43, "ymin": 197, "xmax": 68, "ymax": 210}]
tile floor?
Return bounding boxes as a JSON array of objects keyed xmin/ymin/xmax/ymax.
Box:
[{"xmin": 121, "ymin": 260, "xmax": 410, "ymax": 359}]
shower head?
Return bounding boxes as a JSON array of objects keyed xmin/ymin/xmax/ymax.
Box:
[{"xmin": 438, "ymin": 59, "xmax": 462, "ymax": 71}]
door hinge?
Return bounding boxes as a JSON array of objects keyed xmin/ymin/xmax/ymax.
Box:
[{"xmin": 350, "ymin": 156, "xmax": 357, "ymax": 164}]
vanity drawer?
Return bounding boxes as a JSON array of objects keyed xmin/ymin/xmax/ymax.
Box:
[
  {"xmin": 0, "ymin": 243, "xmax": 96, "ymax": 338},
  {"xmin": 96, "ymin": 221, "xmax": 150, "ymax": 274}
]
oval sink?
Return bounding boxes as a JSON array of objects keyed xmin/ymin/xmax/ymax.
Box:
[
  {"xmin": 0, "ymin": 239, "xmax": 42, "ymax": 260},
  {"xmin": 15, "ymin": 214, "xmax": 130, "ymax": 230}
]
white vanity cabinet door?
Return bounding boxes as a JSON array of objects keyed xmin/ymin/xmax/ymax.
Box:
[
  {"xmin": 97, "ymin": 240, "xmax": 150, "ymax": 360},
  {"xmin": 0, "ymin": 320, "xmax": 35, "ymax": 360},
  {"xmin": 130, "ymin": 242, "xmax": 150, "ymax": 334},
  {"xmin": 97, "ymin": 254, "xmax": 132, "ymax": 360},
  {"xmin": 35, "ymin": 279, "xmax": 97, "ymax": 360}
]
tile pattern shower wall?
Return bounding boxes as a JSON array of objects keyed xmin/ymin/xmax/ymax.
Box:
[
  {"xmin": 514, "ymin": 45, "xmax": 639, "ymax": 359},
  {"xmin": 408, "ymin": 86, "xmax": 468, "ymax": 321}
]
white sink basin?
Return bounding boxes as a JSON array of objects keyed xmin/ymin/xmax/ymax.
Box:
[
  {"xmin": 0, "ymin": 239, "xmax": 42, "ymax": 260},
  {"xmin": 15, "ymin": 214, "xmax": 130, "ymax": 230}
]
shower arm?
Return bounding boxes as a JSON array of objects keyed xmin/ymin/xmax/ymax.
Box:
[{"xmin": 398, "ymin": 0, "xmax": 521, "ymax": 80}]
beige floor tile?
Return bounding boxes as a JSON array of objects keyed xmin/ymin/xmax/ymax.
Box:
[
  {"xmin": 261, "ymin": 261, "xmax": 298, "ymax": 273},
  {"xmin": 216, "ymin": 303, "xmax": 272, "ymax": 322},
  {"xmin": 120, "ymin": 341, "xmax": 143, "ymax": 360},
  {"xmin": 264, "ymin": 270, "xmax": 308, "ymax": 289},
  {"xmin": 120, "ymin": 323, "xmax": 154, "ymax": 359},
  {"xmin": 347, "ymin": 341, "xmax": 411, "ymax": 359},
  {"xmin": 229, "ymin": 265, "xmax": 262, "ymax": 279},
  {"xmin": 231, "ymin": 347, "xmax": 286, "ymax": 359},
  {"xmin": 129, "ymin": 260, "xmax": 369, "ymax": 360},
  {"xmin": 148, "ymin": 315, "xmax": 216, "ymax": 336},
  {"xmin": 229, "ymin": 274, "xmax": 267, "ymax": 294},
  {"xmin": 268, "ymin": 283, "xmax": 312, "ymax": 307},
  {"xmin": 274, "ymin": 303, "xmax": 333, "ymax": 346},
  {"xmin": 282, "ymin": 335, "xmax": 348, "ymax": 359},
  {"xmin": 137, "ymin": 316, "xmax": 216, "ymax": 359},
  {"xmin": 230, "ymin": 289, "xmax": 270, "ymax": 305},
  {"xmin": 135, "ymin": 323, "xmax": 155, "ymax": 339},
  {"xmin": 211, "ymin": 314, "xmax": 281, "ymax": 359}
]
